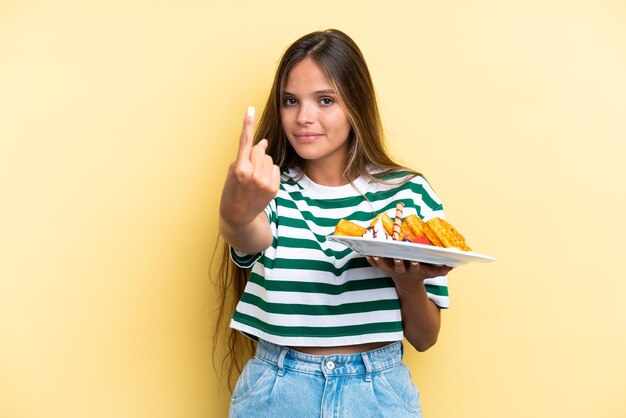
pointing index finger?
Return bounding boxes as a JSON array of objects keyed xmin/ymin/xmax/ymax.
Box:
[{"xmin": 236, "ymin": 106, "xmax": 256, "ymax": 163}]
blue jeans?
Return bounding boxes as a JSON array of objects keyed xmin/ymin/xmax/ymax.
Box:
[{"xmin": 229, "ymin": 339, "xmax": 422, "ymax": 418}]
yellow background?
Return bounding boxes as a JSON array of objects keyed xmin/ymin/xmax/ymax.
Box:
[{"xmin": 1, "ymin": 1, "xmax": 625, "ymax": 417}]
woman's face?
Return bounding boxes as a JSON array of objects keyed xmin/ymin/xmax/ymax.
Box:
[{"xmin": 280, "ymin": 57, "xmax": 352, "ymax": 174}]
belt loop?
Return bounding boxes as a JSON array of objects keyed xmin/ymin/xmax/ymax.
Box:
[
  {"xmin": 361, "ymin": 352, "xmax": 373, "ymax": 382},
  {"xmin": 277, "ymin": 347, "xmax": 289, "ymax": 377}
]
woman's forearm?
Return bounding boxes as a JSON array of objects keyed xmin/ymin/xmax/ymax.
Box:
[
  {"xmin": 219, "ymin": 211, "xmax": 272, "ymax": 255},
  {"xmin": 392, "ymin": 277, "xmax": 442, "ymax": 351}
]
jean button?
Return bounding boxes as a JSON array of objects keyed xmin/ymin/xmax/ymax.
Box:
[{"xmin": 326, "ymin": 360, "xmax": 335, "ymax": 370}]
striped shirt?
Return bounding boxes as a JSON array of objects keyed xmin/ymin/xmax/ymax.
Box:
[{"xmin": 229, "ymin": 168, "xmax": 449, "ymax": 347}]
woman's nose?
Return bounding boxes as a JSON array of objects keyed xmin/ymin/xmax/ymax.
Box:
[{"xmin": 297, "ymin": 103, "xmax": 314, "ymax": 125}]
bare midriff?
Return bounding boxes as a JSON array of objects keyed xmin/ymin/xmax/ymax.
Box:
[{"xmin": 289, "ymin": 341, "xmax": 393, "ymax": 355}]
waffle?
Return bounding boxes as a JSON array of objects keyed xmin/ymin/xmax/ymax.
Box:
[
  {"xmin": 369, "ymin": 212, "xmax": 395, "ymax": 236},
  {"xmin": 401, "ymin": 214, "xmax": 444, "ymax": 247},
  {"xmin": 333, "ymin": 219, "xmax": 367, "ymax": 237},
  {"xmin": 427, "ymin": 217, "xmax": 472, "ymax": 251}
]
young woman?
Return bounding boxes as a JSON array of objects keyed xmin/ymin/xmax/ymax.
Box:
[{"xmin": 216, "ymin": 29, "xmax": 453, "ymax": 417}]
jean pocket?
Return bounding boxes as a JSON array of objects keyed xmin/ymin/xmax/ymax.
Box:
[
  {"xmin": 231, "ymin": 357, "xmax": 275, "ymax": 404},
  {"xmin": 375, "ymin": 364, "xmax": 422, "ymax": 414}
]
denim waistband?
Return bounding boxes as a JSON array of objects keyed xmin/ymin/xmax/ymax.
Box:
[{"xmin": 255, "ymin": 339, "xmax": 404, "ymax": 379}]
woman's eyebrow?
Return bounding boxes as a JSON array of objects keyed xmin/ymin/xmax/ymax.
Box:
[{"xmin": 283, "ymin": 89, "xmax": 336, "ymax": 96}]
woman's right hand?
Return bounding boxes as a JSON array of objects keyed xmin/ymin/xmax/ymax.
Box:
[{"xmin": 219, "ymin": 106, "xmax": 280, "ymax": 232}]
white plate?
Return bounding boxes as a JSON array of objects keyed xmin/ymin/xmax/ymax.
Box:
[{"xmin": 327, "ymin": 236, "xmax": 495, "ymax": 268}]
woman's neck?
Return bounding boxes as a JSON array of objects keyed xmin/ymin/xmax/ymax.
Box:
[{"xmin": 303, "ymin": 162, "xmax": 349, "ymax": 186}]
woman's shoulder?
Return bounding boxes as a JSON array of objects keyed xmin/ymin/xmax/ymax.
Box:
[{"xmin": 366, "ymin": 167, "xmax": 442, "ymax": 203}]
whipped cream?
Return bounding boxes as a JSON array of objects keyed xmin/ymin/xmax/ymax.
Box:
[{"xmin": 362, "ymin": 216, "xmax": 391, "ymax": 241}]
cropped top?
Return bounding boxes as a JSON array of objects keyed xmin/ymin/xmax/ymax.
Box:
[{"xmin": 229, "ymin": 168, "xmax": 449, "ymax": 347}]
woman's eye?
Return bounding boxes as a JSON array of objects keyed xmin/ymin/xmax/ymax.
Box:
[
  {"xmin": 320, "ymin": 97, "xmax": 334, "ymax": 106},
  {"xmin": 283, "ymin": 98, "xmax": 297, "ymax": 106}
]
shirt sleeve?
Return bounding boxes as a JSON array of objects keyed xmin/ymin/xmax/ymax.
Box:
[{"xmin": 424, "ymin": 275, "xmax": 450, "ymax": 309}]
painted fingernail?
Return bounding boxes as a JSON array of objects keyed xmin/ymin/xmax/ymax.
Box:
[
  {"xmin": 411, "ymin": 261, "xmax": 419, "ymax": 266},
  {"xmin": 247, "ymin": 106, "xmax": 255, "ymax": 117},
  {"xmin": 394, "ymin": 259, "xmax": 402, "ymax": 263}
]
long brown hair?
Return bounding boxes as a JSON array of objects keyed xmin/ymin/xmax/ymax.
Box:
[{"xmin": 212, "ymin": 29, "xmax": 415, "ymax": 391}]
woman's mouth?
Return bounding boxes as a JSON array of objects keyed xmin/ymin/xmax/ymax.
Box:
[{"xmin": 295, "ymin": 132, "xmax": 322, "ymax": 142}]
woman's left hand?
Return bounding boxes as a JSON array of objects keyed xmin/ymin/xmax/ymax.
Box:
[{"xmin": 365, "ymin": 256, "xmax": 452, "ymax": 283}]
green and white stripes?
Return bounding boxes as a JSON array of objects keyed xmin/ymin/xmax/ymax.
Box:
[{"xmin": 230, "ymin": 169, "xmax": 449, "ymax": 347}]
